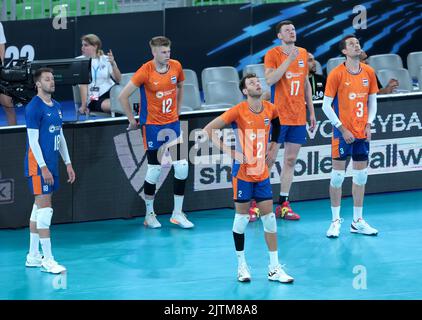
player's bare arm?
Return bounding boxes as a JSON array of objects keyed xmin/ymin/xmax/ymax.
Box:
[
  {"xmin": 176, "ymin": 81, "xmax": 184, "ymax": 115},
  {"xmin": 266, "ymin": 141, "xmax": 280, "ymax": 168},
  {"xmin": 304, "ymin": 77, "xmax": 316, "ymax": 132},
  {"xmin": 265, "ymin": 47, "xmax": 298, "ymax": 86},
  {"xmin": 203, "ymin": 117, "xmax": 245, "ymax": 163},
  {"xmin": 118, "ymin": 80, "xmax": 139, "ymax": 130}
]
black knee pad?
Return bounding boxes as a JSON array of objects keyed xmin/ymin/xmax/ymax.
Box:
[
  {"xmin": 174, "ymin": 178, "xmax": 186, "ymax": 196},
  {"xmin": 232, "ymin": 232, "xmax": 245, "ymax": 252},
  {"xmin": 144, "ymin": 181, "xmax": 156, "ymax": 196}
]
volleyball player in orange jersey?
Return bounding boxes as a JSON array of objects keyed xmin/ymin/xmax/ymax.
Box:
[
  {"xmin": 264, "ymin": 20, "xmax": 316, "ymax": 220},
  {"xmin": 119, "ymin": 36, "xmax": 193, "ymax": 229},
  {"xmin": 322, "ymin": 35, "xmax": 378, "ymax": 238},
  {"xmin": 204, "ymin": 74, "xmax": 294, "ymax": 284}
]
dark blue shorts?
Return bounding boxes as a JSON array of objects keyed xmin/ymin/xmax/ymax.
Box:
[
  {"xmin": 232, "ymin": 177, "xmax": 273, "ymax": 203},
  {"xmin": 332, "ymin": 137, "xmax": 370, "ymax": 161},
  {"xmin": 142, "ymin": 121, "xmax": 180, "ymax": 151},
  {"xmin": 27, "ymin": 175, "xmax": 59, "ymax": 195},
  {"xmin": 277, "ymin": 125, "xmax": 307, "ymax": 145}
]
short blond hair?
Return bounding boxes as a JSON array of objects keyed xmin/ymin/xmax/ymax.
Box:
[{"xmin": 149, "ymin": 36, "xmax": 171, "ymax": 48}]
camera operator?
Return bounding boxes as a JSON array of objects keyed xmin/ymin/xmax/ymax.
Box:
[{"xmin": 0, "ymin": 22, "xmax": 17, "ymax": 126}]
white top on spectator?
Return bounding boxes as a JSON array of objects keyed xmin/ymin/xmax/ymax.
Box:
[{"xmin": 76, "ymin": 54, "xmax": 116, "ymax": 103}]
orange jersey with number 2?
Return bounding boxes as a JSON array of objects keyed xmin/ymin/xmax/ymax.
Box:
[{"xmin": 220, "ymin": 100, "xmax": 278, "ymax": 182}]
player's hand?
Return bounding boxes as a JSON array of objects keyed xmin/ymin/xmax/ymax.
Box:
[
  {"xmin": 266, "ymin": 143, "xmax": 279, "ymax": 168},
  {"xmin": 127, "ymin": 119, "xmax": 138, "ymax": 131},
  {"xmin": 41, "ymin": 166, "xmax": 54, "ymax": 186},
  {"xmin": 309, "ymin": 114, "xmax": 317, "ymax": 132},
  {"xmin": 387, "ymin": 78, "xmax": 399, "ymax": 92},
  {"xmin": 107, "ymin": 49, "xmax": 116, "ymax": 66},
  {"xmin": 340, "ymin": 126, "xmax": 355, "ymax": 144},
  {"xmin": 287, "ymin": 46, "xmax": 299, "ymax": 62},
  {"xmin": 365, "ymin": 123, "xmax": 372, "ymax": 142},
  {"xmin": 66, "ymin": 164, "xmax": 76, "ymax": 184},
  {"xmin": 79, "ymin": 105, "xmax": 89, "ymax": 115}
]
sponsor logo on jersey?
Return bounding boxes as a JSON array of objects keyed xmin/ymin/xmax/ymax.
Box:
[
  {"xmin": 349, "ymin": 92, "xmax": 357, "ymax": 100},
  {"xmin": 156, "ymin": 91, "xmax": 164, "ymax": 98},
  {"xmin": 285, "ymin": 71, "xmax": 302, "ymax": 79},
  {"xmin": 48, "ymin": 125, "xmax": 61, "ymax": 133}
]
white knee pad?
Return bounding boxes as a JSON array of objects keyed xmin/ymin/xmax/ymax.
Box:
[
  {"xmin": 30, "ymin": 204, "xmax": 38, "ymax": 222},
  {"xmin": 330, "ymin": 170, "xmax": 345, "ymax": 188},
  {"xmin": 232, "ymin": 213, "xmax": 250, "ymax": 234},
  {"xmin": 36, "ymin": 207, "xmax": 53, "ymax": 229},
  {"xmin": 145, "ymin": 164, "xmax": 162, "ymax": 184},
  {"xmin": 353, "ymin": 168, "xmax": 368, "ymax": 186},
  {"xmin": 173, "ymin": 159, "xmax": 189, "ymax": 180},
  {"xmin": 261, "ymin": 212, "xmax": 277, "ymax": 233}
]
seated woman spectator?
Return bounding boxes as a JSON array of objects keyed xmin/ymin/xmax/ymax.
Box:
[{"xmin": 77, "ymin": 34, "xmax": 121, "ymax": 114}]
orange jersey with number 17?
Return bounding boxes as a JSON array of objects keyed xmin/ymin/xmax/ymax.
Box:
[
  {"xmin": 131, "ymin": 59, "xmax": 185, "ymax": 125},
  {"xmin": 264, "ymin": 46, "xmax": 308, "ymax": 125}
]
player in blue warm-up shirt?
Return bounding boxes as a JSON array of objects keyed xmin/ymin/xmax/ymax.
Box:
[{"xmin": 24, "ymin": 67, "xmax": 75, "ymax": 274}]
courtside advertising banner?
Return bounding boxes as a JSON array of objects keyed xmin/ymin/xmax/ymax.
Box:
[{"xmin": 193, "ymin": 97, "xmax": 422, "ymax": 191}]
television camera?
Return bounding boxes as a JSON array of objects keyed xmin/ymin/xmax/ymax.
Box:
[{"xmin": 0, "ymin": 57, "xmax": 91, "ymax": 105}]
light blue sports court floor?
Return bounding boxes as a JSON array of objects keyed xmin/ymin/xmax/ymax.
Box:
[{"xmin": 1, "ymin": 190, "xmax": 421, "ymax": 300}]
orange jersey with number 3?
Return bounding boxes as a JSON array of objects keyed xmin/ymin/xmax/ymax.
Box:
[
  {"xmin": 325, "ymin": 63, "xmax": 378, "ymax": 139},
  {"xmin": 264, "ymin": 46, "xmax": 308, "ymax": 125},
  {"xmin": 220, "ymin": 100, "xmax": 278, "ymax": 182},
  {"xmin": 131, "ymin": 59, "xmax": 185, "ymax": 125}
]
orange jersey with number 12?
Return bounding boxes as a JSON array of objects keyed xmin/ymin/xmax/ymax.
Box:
[{"xmin": 131, "ymin": 59, "xmax": 185, "ymax": 125}]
